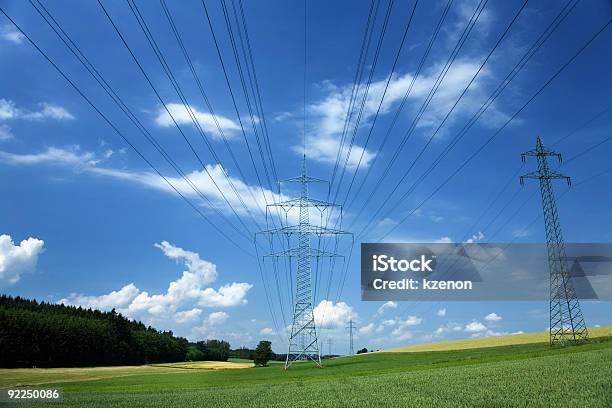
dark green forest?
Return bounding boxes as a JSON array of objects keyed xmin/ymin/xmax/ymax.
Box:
[{"xmin": 0, "ymin": 295, "xmax": 188, "ymax": 368}]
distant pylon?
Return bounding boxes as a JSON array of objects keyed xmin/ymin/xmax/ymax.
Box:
[
  {"xmin": 347, "ymin": 318, "xmax": 356, "ymax": 355},
  {"xmin": 257, "ymin": 155, "xmax": 352, "ymax": 369},
  {"xmin": 520, "ymin": 136, "xmax": 588, "ymax": 345},
  {"xmin": 327, "ymin": 337, "xmax": 332, "ymax": 356}
]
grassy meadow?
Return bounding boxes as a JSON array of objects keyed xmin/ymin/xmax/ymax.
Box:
[
  {"xmin": 383, "ymin": 324, "xmax": 612, "ymax": 352},
  {"xmin": 1, "ymin": 333, "xmax": 611, "ymax": 407}
]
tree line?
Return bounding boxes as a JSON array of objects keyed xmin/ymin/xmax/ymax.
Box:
[
  {"xmin": 186, "ymin": 341, "xmax": 280, "ymax": 364},
  {"xmin": 0, "ymin": 295, "xmax": 188, "ymax": 368}
]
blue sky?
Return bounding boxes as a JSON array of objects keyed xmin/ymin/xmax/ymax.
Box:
[{"xmin": 0, "ymin": 0, "xmax": 611, "ymax": 353}]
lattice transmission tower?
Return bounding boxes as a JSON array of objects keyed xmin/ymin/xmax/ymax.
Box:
[
  {"xmin": 257, "ymin": 155, "xmax": 351, "ymax": 369},
  {"xmin": 347, "ymin": 318, "xmax": 356, "ymax": 355},
  {"xmin": 520, "ymin": 136, "xmax": 588, "ymax": 345}
]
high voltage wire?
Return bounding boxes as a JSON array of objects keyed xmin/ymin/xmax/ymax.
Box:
[
  {"xmin": 346, "ymin": 0, "xmax": 488, "ymax": 231},
  {"xmin": 395, "ymin": 118, "xmax": 612, "ymax": 319},
  {"xmin": 376, "ymin": 18, "xmax": 610, "ymax": 242},
  {"xmin": 355, "ymin": 1, "xmax": 603, "ymax": 242},
  {"xmin": 328, "ymin": 0, "xmax": 395, "ymax": 209},
  {"xmin": 202, "ymin": 0, "xmax": 292, "ymax": 342},
  {"xmin": 328, "ymin": 0, "xmax": 380, "ymax": 194},
  {"xmin": 129, "ymin": 2, "xmax": 290, "ymax": 343},
  {"xmin": 152, "ymin": 0, "xmax": 288, "ymax": 340},
  {"xmin": 337, "ymin": 0, "xmax": 420, "ymax": 208},
  {"xmin": 16, "ymin": 0, "xmax": 278, "ymax": 342},
  {"xmin": 406, "ymin": 164, "xmax": 612, "ymax": 320},
  {"xmin": 353, "ymin": 0, "xmax": 579, "ymax": 237},
  {"xmin": 160, "ymin": 1, "xmax": 293, "ymax": 332},
  {"xmin": 200, "ymin": 0, "xmax": 276, "ymax": 207},
  {"xmin": 317, "ymin": 1, "xmax": 380, "ymax": 317},
  {"xmin": 353, "ymin": 0, "xmax": 529, "ymax": 232},
  {"xmin": 127, "ymin": 0, "xmax": 264, "ymax": 232},
  {"xmin": 220, "ymin": 0, "xmax": 275, "ymax": 193},
  {"xmin": 165, "ymin": 0, "xmax": 288, "ymax": 342},
  {"xmin": 27, "ymin": 0, "xmax": 256, "ymax": 243},
  {"xmin": 158, "ymin": 0, "xmax": 270, "ymax": 223},
  {"xmin": 98, "ymin": 0, "xmax": 259, "ymax": 238},
  {"xmin": 343, "ymin": 0, "xmax": 454, "ymax": 213},
  {"xmin": 0, "ymin": 5, "xmax": 255, "ymax": 257},
  {"xmin": 323, "ymin": 0, "xmax": 425, "ymax": 313},
  {"xmin": 327, "ymin": 0, "xmax": 486, "ymax": 299},
  {"xmin": 235, "ymin": 0, "xmax": 279, "ymax": 185},
  {"xmin": 322, "ymin": 0, "xmax": 395, "ymax": 260},
  {"xmin": 200, "ymin": 0, "xmax": 292, "ymax": 264}
]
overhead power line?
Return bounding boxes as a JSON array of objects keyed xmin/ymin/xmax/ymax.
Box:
[
  {"xmin": 337, "ymin": 0, "xmax": 420, "ymax": 208},
  {"xmin": 346, "ymin": 0, "xmax": 489, "ymax": 230},
  {"xmin": 0, "ymin": 5, "xmax": 254, "ymax": 257},
  {"xmin": 158, "ymin": 0, "xmax": 271, "ymax": 222},
  {"xmin": 328, "ymin": 0, "xmax": 381, "ymax": 195},
  {"xmin": 328, "ymin": 0, "xmax": 395, "ymax": 209},
  {"xmin": 343, "ymin": 0, "xmax": 454, "ymax": 214},
  {"xmin": 375, "ymin": 17, "xmax": 610, "ymax": 241},
  {"xmin": 354, "ymin": 0, "xmax": 579, "ymax": 236},
  {"xmin": 99, "ymin": 0, "xmax": 260, "ymax": 238}
]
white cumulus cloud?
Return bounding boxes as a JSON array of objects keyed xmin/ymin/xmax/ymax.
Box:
[
  {"xmin": 206, "ymin": 311, "xmax": 229, "ymax": 326},
  {"xmin": 464, "ymin": 321, "xmax": 487, "ymax": 332},
  {"xmin": 377, "ymin": 300, "xmax": 397, "ymax": 315},
  {"xmin": 485, "ymin": 312, "xmax": 502, "ymax": 322},
  {"xmin": 0, "ymin": 234, "xmax": 45, "ymax": 287},
  {"xmin": 58, "ymin": 241, "xmax": 251, "ymax": 336},
  {"xmin": 259, "ymin": 327, "xmax": 275, "ymax": 336},
  {"xmin": 313, "ymin": 300, "xmax": 355, "ymax": 328},
  {"xmin": 436, "ymin": 308, "xmax": 447, "ymax": 317},
  {"xmin": 359, "ymin": 322, "xmax": 376, "ymax": 336},
  {"xmin": 154, "ymin": 240, "xmax": 217, "ymax": 286}
]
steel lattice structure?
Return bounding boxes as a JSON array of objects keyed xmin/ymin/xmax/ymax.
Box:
[
  {"xmin": 346, "ymin": 318, "xmax": 356, "ymax": 355},
  {"xmin": 257, "ymin": 156, "xmax": 352, "ymax": 369},
  {"xmin": 520, "ymin": 137, "xmax": 588, "ymax": 345}
]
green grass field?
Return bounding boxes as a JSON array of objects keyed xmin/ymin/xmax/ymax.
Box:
[
  {"xmin": 383, "ymin": 324, "xmax": 612, "ymax": 352},
  {"xmin": 2, "ymin": 335, "xmax": 611, "ymax": 407}
]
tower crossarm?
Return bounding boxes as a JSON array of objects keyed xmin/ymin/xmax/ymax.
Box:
[
  {"xmin": 257, "ymin": 224, "xmax": 352, "ymax": 236},
  {"xmin": 521, "ymin": 136, "xmax": 563, "ymax": 161},
  {"xmin": 267, "ymin": 197, "xmax": 340, "ymax": 211},
  {"xmin": 520, "ymin": 170, "xmax": 571, "ymax": 185},
  {"xmin": 264, "ymin": 247, "xmax": 345, "ymax": 258},
  {"xmin": 280, "ymin": 175, "xmax": 327, "ymax": 184}
]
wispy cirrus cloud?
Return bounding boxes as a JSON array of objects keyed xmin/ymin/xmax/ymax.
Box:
[
  {"xmin": 0, "ymin": 24, "xmax": 24, "ymax": 45},
  {"xmin": 0, "ymin": 125, "xmax": 13, "ymax": 141},
  {"xmin": 0, "ymin": 145, "xmax": 287, "ymax": 219},
  {"xmin": 154, "ymin": 103, "xmax": 240, "ymax": 140},
  {"xmin": 0, "ymin": 99, "xmax": 74, "ymax": 121}
]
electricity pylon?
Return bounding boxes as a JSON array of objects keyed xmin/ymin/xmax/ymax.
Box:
[
  {"xmin": 257, "ymin": 155, "xmax": 351, "ymax": 369},
  {"xmin": 347, "ymin": 318, "xmax": 356, "ymax": 355},
  {"xmin": 520, "ymin": 136, "xmax": 588, "ymax": 345},
  {"xmin": 327, "ymin": 337, "xmax": 332, "ymax": 356}
]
